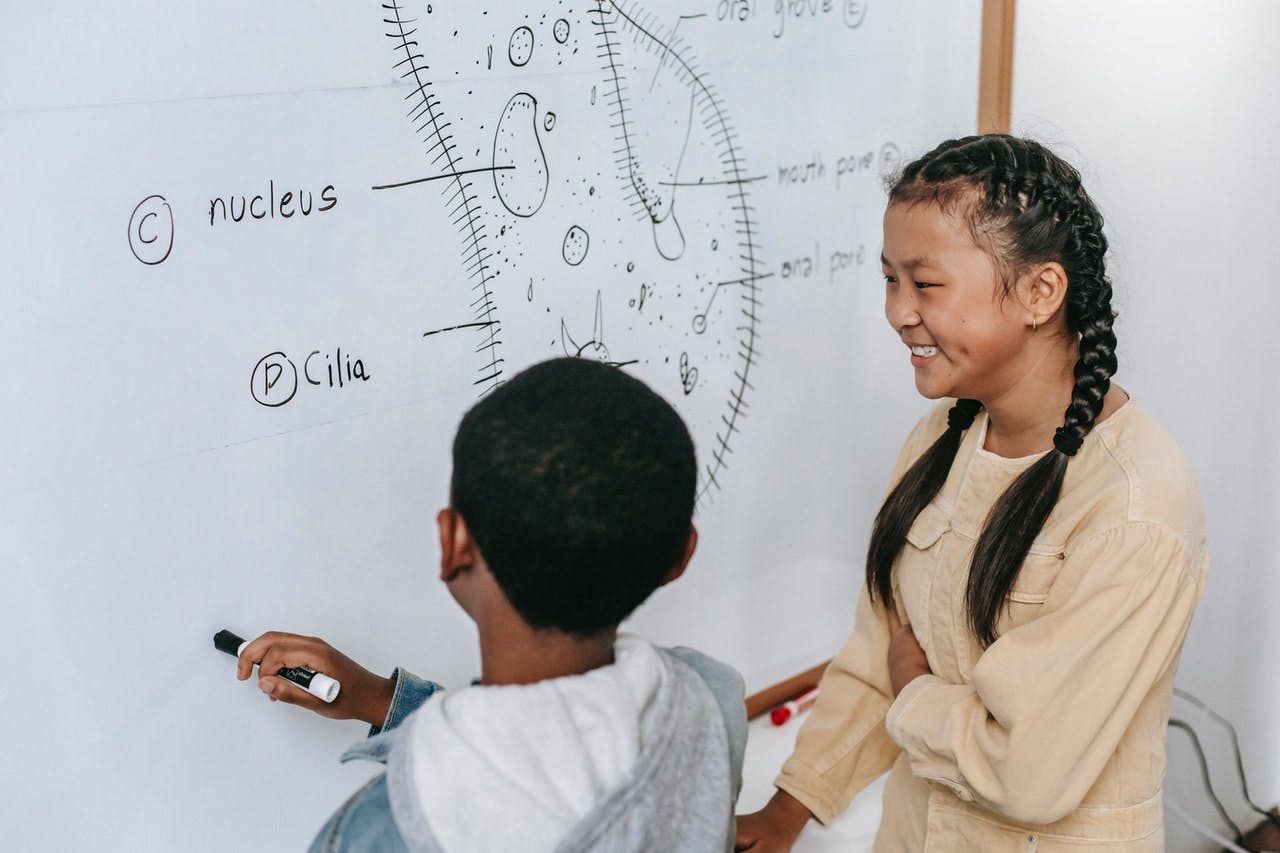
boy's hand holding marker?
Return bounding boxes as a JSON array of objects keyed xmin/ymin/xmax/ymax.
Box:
[{"xmin": 230, "ymin": 630, "xmax": 396, "ymax": 726}]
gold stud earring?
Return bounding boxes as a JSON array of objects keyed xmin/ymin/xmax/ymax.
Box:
[{"xmin": 1032, "ymin": 318, "xmax": 1038, "ymax": 332}]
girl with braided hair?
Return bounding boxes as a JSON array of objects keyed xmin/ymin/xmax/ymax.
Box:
[{"xmin": 736, "ymin": 135, "xmax": 1207, "ymax": 852}]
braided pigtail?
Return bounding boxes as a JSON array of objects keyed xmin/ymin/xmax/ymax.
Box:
[
  {"xmin": 866, "ymin": 398, "xmax": 981, "ymax": 608},
  {"xmin": 1054, "ymin": 200, "xmax": 1118, "ymax": 457},
  {"xmin": 878, "ymin": 135, "xmax": 1118, "ymax": 647}
]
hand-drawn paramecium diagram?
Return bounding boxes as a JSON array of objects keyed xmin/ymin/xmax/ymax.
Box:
[{"xmin": 377, "ymin": 1, "xmax": 765, "ymax": 502}]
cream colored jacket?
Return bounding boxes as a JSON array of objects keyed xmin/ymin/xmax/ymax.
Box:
[{"xmin": 777, "ymin": 400, "xmax": 1207, "ymax": 852}]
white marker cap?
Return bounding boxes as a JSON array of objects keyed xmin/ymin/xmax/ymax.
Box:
[{"xmin": 307, "ymin": 673, "xmax": 341, "ymax": 703}]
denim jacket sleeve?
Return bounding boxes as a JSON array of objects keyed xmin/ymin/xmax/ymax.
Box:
[
  {"xmin": 369, "ymin": 668, "xmax": 445, "ymax": 736},
  {"xmin": 308, "ymin": 774, "xmax": 410, "ymax": 853},
  {"xmin": 307, "ymin": 669, "xmax": 444, "ymax": 852}
]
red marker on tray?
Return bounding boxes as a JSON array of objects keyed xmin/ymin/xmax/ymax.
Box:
[{"xmin": 770, "ymin": 684, "xmax": 821, "ymax": 726}]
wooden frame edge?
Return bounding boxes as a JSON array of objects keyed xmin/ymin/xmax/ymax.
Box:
[
  {"xmin": 978, "ymin": 0, "xmax": 1016, "ymax": 134},
  {"xmin": 744, "ymin": 659, "xmax": 832, "ymax": 720}
]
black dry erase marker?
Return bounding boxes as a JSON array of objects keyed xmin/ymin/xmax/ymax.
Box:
[{"xmin": 213, "ymin": 629, "xmax": 341, "ymax": 703}]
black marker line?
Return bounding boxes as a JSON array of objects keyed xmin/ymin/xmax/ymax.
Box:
[
  {"xmin": 657, "ymin": 175, "xmax": 767, "ymax": 187},
  {"xmin": 717, "ymin": 271, "xmax": 774, "ymax": 286},
  {"xmin": 422, "ymin": 320, "xmax": 498, "ymax": 338},
  {"xmin": 372, "ymin": 165, "xmax": 515, "ymax": 191}
]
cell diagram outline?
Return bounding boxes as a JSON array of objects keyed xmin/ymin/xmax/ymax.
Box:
[{"xmin": 378, "ymin": 0, "xmax": 765, "ymax": 503}]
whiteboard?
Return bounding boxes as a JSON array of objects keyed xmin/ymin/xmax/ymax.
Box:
[{"xmin": 0, "ymin": 2, "xmax": 979, "ymax": 849}]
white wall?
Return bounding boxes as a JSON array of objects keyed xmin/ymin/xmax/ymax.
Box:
[{"xmin": 1012, "ymin": 3, "xmax": 1280, "ymax": 850}]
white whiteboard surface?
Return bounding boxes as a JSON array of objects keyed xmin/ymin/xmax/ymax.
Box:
[{"xmin": 0, "ymin": 2, "xmax": 979, "ymax": 849}]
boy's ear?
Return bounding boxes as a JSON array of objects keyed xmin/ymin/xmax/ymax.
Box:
[
  {"xmin": 661, "ymin": 526, "xmax": 698, "ymax": 586},
  {"xmin": 437, "ymin": 508, "xmax": 476, "ymax": 582},
  {"xmin": 1021, "ymin": 261, "xmax": 1069, "ymax": 328}
]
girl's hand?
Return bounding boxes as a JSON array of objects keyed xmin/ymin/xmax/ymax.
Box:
[
  {"xmin": 888, "ymin": 624, "xmax": 931, "ymax": 697},
  {"xmin": 236, "ymin": 631, "xmax": 396, "ymax": 726},
  {"xmin": 735, "ymin": 789, "xmax": 813, "ymax": 851}
]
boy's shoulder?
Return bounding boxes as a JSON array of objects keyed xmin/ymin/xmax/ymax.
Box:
[
  {"xmin": 663, "ymin": 645, "xmax": 746, "ymax": 714},
  {"xmin": 660, "ymin": 644, "xmax": 748, "ymax": 788},
  {"xmin": 548, "ymin": 641, "xmax": 744, "ymax": 851},
  {"xmin": 323, "ymin": 641, "xmax": 747, "ymax": 853}
]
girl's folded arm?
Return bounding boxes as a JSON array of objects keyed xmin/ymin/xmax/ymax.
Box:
[{"xmin": 884, "ymin": 522, "xmax": 1204, "ymax": 825}]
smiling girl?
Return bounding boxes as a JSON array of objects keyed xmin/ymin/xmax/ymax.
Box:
[{"xmin": 736, "ymin": 135, "xmax": 1207, "ymax": 852}]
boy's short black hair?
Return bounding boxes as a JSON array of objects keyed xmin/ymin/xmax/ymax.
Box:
[{"xmin": 450, "ymin": 357, "xmax": 697, "ymax": 635}]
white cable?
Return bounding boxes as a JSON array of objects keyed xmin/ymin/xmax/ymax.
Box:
[{"xmin": 1166, "ymin": 796, "xmax": 1254, "ymax": 853}]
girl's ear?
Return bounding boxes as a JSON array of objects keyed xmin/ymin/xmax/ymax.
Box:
[{"xmin": 1021, "ymin": 261, "xmax": 1069, "ymax": 329}]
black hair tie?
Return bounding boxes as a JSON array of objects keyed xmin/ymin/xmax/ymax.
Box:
[
  {"xmin": 947, "ymin": 400, "xmax": 980, "ymax": 431},
  {"xmin": 1053, "ymin": 427, "xmax": 1084, "ymax": 456}
]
